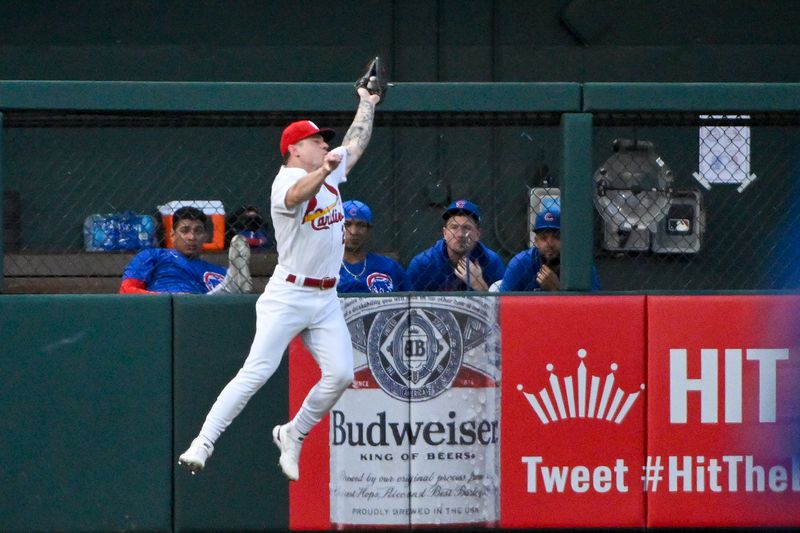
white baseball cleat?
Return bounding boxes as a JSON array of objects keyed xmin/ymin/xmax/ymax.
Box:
[
  {"xmin": 178, "ymin": 438, "xmax": 214, "ymax": 475},
  {"xmin": 226, "ymin": 235, "xmax": 254, "ymax": 293},
  {"xmin": 272, "ymin": 422, "xmax": 304, "ymax": 481}
]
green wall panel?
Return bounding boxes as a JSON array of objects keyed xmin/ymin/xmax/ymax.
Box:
[
  {"xmin": 0, "ymin": 295, "xmax": 172, "ymax": 532},
  {"xmin": 583, "ymin": 83, "xmax": 800, "ymax": 112},
  {"xmin": 173, "ymin": 295, "xmax": 289, "ymax": 532},
  {"xmin": 1, "ymin": 1, "xmax": 798, "ymax": 83},
  {"xmin": 0, "ymin": 81, "xmax": 581, "ymax": 112}
]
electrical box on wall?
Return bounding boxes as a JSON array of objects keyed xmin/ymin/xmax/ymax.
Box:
[
  {"xmin": 530, "ymin": 183, "xmax": 703, "ymax": 255},
  {"xmin": 651, "ymin": 189, "xmax": 704, "ymax": 254},
  {"xmin": 601, "ymin": 190, "xmax": 704, "ymax": 254},
  {"xmin": 593, "ymin": 139, "xmax": 676, "ymax": 253}
]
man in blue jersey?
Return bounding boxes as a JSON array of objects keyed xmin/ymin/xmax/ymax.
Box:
[
  {"xmin": 338, "ymin": 200, "xmax": 408, "ymax": 293},
  {"xmin": 407, "ymin": 199, "xmax": 505, "ymax": 291},
  {"xmin": 119, "ymin": 206, "xmax": 253, "ymax": 294},
  {"xmin": 500, "ymin": 205, "xmax": 600, "ymax": 292}
]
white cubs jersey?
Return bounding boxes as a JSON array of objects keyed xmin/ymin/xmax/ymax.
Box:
[{"xmin": 271, "ymin": 146, "xmax": 348, "ymax": 279}]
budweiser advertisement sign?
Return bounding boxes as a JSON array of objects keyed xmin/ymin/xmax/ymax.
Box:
[
  {"xmin": 289, "ymin": 295, "xmax": 800, "ymax": 529},
  {"xmin": 331, "ymin": 296, "xmax": 501, "ymax": 528},
  {"xmin": 290, "ymin": 296, "xmax": 501, "ymax": 529}
]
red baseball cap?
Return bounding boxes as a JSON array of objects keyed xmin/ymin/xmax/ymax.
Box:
[{"xmin": 279, "ymin": 120, "xmax": 335, "ymax": 155}]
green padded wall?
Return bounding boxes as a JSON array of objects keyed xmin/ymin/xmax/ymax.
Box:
[
  {"xmin": 1, "ymin": 1, "xmax": 798, "ymax": 82},
  {"xmin": 173, "ymin": 295, "xmax": 289, "ymax": 532},
  {"xmin": 0, "ymin": 295, "xmax": 172, "ymax": 532}
]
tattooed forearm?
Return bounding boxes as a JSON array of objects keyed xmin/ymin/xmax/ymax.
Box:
[{"xmin": 342, "ymin": 99, "xmax": 375, "ymax": 156}]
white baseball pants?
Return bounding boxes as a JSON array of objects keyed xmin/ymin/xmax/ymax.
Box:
[{"xmin": 197, "ymin": 270, "xmax": 354, "ymax": 443}]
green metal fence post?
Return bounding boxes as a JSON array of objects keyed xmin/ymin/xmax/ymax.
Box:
[{"xmin": 560, "ymin": 112, "xmax": 594, "ymax": 291}]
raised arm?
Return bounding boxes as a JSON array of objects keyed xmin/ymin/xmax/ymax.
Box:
[
  {"xmin": 285, "ymin": 150, "xmax": 343, "ymax": 209},
  {"xmin": 341, "ymin": 87, "xmax": 380, "ymax": 172}
]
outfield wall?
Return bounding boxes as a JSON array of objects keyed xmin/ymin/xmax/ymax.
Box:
[
  {"xmin": 1, "ymin": 294, "xmax": 798, "ymax": 531},
  {"xmin": 0, "ymin": 294, "xmax": 288, "ymax": 533}
]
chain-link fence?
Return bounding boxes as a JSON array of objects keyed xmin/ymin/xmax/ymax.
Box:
[
  {"xmin": 3, "ymin": 103, "xmax": 800, "ymax": 294},
  {"xmin": 592, "ymin": 112, "xmax": 800, "ymax": 291},
  {"xmin": 1, "ymin": 110, "xmax": 560, "ymax": 293}
]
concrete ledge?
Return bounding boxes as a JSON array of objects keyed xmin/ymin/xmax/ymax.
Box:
[
  {"xmin": 2, "ymin": 276, "xmax": 270, "ymax": 294},
  {"xmin": 3, "ymin": 250, "xmax": 279, "ymax": 276},
  {"xmin": 2, "ymin": 250, "xmax": 277, "ymax": 294}
]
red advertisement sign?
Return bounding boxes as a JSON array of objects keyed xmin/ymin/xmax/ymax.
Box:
[
  {"xmin": 288, "ymin": 296, "xmax": 501, "ymax": 530},
  {"xmin": 288, "ymin": 294, "xmax": 800, "ymax": 529},
  {"xmin": 647, "ymin": 295, "xmax": 800, "ymax": 527},
  {"xmin": 499, "ymin": 295, "xmax": 647, "ymax": 528},
  {"xmin": 288, "ymin": 336, "xmax": 330, "ymax": 531}
]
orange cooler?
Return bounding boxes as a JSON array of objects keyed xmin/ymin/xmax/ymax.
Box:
[{"xmin": 158, "ymin": 200, "xmax": 226, "ymax": 251}]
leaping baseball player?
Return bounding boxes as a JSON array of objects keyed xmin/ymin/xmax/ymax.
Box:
[{"xmin": 179, "ymin": 75, "xmax": 383, "ymax": 481}]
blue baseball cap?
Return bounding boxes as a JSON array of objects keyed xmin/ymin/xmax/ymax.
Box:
[
  {"xmin": 443, "ymin": 199, "xmax": 481, "ymax": 224},
  {"xmin": 342, "ymin": 200, "xmax": 372, "ymax": 224},
  {"xmin": 534, "ymin": 207, "xmax": 560, "ymax": 232}
]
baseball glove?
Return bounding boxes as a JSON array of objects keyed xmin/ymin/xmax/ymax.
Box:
[{"xmin": 354, "ymin": 56, "xmax": 389, "ymax": 103}]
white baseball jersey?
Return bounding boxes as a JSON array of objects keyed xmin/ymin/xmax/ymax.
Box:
[
  {"xmin": 270, "ymin": 146, "xmax": 348, "ymax": 279},
  {"xmin": 191, "ymin": 143, "xmax": 355, "ymax": 466}
]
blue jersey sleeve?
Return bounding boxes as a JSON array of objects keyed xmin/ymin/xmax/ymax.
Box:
[
  {"xmin": 374, "ymin": 256, "xmax": 408, "ymax": 292},
  {"xmin": 501, "ymin": 248, "xmax": 600, "ymax": 292},
  {"xmin": 482, "ymin": 251, "xmax": 506, "ymax": 287},
  {"xmin": 407, "ymin": 252, "xmax": 433, "ymax": 291},
  {"xmin": 391, "ymin": 260, "xmax": 409, "ymax": 291},
  {"xmin": 336, "ymin": 265, "xmax": 359, "ymax": 293},
  {"xmin": 410, "ymin": 241, "xmax": 503, "ymax": 292},
  {"xmin": 122, "ymin": 248, "xmax": 225, "ymax": 294},
  {"xmin": 122, "ymin": 249, "xmax": 158, "ymax": 286},
  {"xmin": 501, "ymin": 249, "xmax": 538, "ymax": 292}
]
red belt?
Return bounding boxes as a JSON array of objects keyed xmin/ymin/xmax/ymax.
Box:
[{"xmin": 286, "ymin": 274, "xmax": 337, "ymax": 290}]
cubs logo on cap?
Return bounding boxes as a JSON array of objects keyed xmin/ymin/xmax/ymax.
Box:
[
  {"xmin": 280, "ymin": 120, "xmax": 336, "ymax": 155},
  {"xmin": 442, "ymin": 199, "xmax": 481, "ymax": 224},
  {"xmin": 342, "ymin": 200, "xmax": 372, "ymax": 225},
  {"xmin": 534, "ymin": 207, "xmax": 561, "ymax": 232}
]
